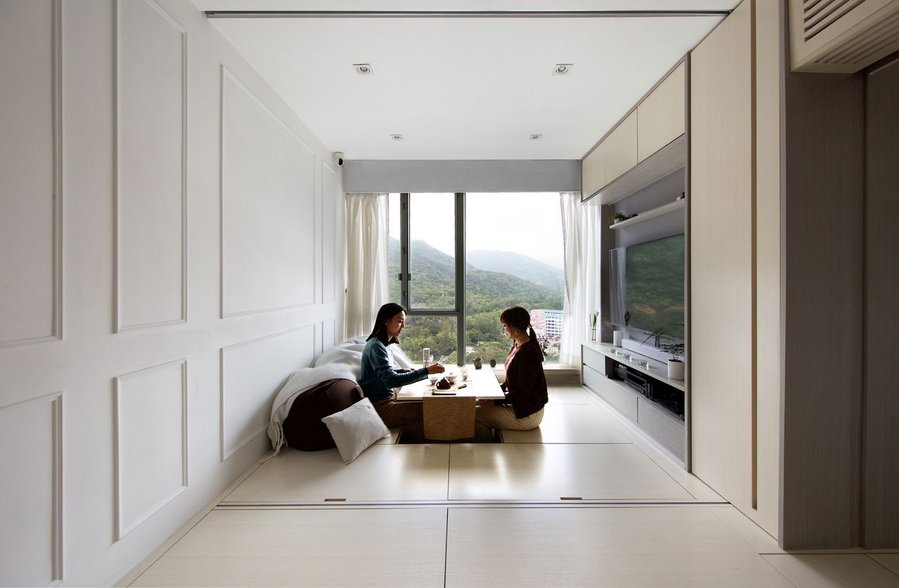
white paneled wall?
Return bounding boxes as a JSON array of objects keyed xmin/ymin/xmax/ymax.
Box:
[
  {"xmin": 115, "ymin": 360, "xmax": 188, "ymax": 540},
  {"xmin": 321, "ymin": 162, "xmax": 339, "ymax": 304},
  {"xmin": 0, "ymin": 393, "xmax": 62, "ymax": 586},
  {"xmin": 0, "ymin": 0, "xmax": 61, "ymax": 346},
  {"xmin": 221, "ymin": 327, "xmax": 315, "ymax": 460},
  {"xmin": 0, "ymin": 0, "xmax": 344, "ymax": 584},
  {"xmin": 116, "ymin": 0, "xmax": 186, "ymax": 331},
  {"xmin": 221, "ymin": 69, "xmax": 316, "ymax": 317}
]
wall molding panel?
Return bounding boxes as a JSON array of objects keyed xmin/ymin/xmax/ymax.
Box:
[
  {"xmin": 0, "ymin": 0, "xmax": 63, "ymax": 347},
  {"xmin": 220, "ymin": 67, "xmax": 316, "ymax": 318},
  {"xmin": 321, "ymin": 161, "xmax": 338, "ymax": 304},
  {"xmin": 220, "ymin": 326, "xmax": 315, "ymax": 460},
  {"xmin": 115, "ymin": 0, "xmax": 187, "ymax": 332},
  {"xmin": 114, "ymin": 359, "xmax": 188, "ymax": 540},
  {"xmin": 322, "ymin": 319, "xmax": 337, "ymax": 353},
  {"xmin": 1, "ymin": 1, "xmax": 343, "ymax": 583},
  {"xmin": 0, "ymin": 392, "xmax": 63, "ymax": 585}
]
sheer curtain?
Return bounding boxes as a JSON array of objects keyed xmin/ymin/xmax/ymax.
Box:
[
  {"xmin": 559, "ymin": 191, "xmax": 601, "ymax": 366},
  {"xmin": 343, "ymin": 193, "xmax": 389, "ymax": 340}
]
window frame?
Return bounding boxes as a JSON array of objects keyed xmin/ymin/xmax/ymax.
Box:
[{"xmin": 397, "ymin": 192, "xmax": 466, "ymax": 365}]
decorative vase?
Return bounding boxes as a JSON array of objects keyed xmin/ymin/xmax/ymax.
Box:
[
  {"xmin": 612, "ymin": 330, "xmax": 623, "ymax": 347},
  {"xmin": 667, "ymin": 359, "xmax": 685, "ymax": 380},
  {"xmin": 591, "ymin": 327, "xmax": 597, "ymax": 342}
]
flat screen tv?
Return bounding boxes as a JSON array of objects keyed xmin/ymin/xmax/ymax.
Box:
[{"xmin": 610, "ymin": 234, "xmax": 685, "ymax": 340}]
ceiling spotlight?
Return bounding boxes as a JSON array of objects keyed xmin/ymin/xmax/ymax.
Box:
[
  {"xmin": 553, "ymin": 63, "xmax": 573, "ymax": 75},
  {"xmin": 353, "ymin": 63, "xmax": 373, "ymax": 75},
  {"xmin": 390, "ymin": 134, "xmax": 403, "ymax": 141},
  {"xmin": 529, "ymin": 134, "xmax": 543, "ymax": 141}
]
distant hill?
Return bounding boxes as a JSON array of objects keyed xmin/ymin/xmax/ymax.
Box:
[
  {"xmin": 467, "ymin": 250, "xmax": 563, "ymax": 291},
  {"xmin": 387, "ymin": 239, "xmax": 563, "ymax": 313}
]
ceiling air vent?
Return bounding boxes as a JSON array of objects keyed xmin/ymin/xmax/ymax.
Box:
[{"xmin": 790, "ymin": 0, "xmax": 899, "ymax": 72}]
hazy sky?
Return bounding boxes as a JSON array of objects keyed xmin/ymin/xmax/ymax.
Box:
[{"xmin": 389, "ymin": 192, "xmax": 564, "ymax": 269}]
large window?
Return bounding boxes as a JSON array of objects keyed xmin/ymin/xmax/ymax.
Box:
[
  {"xmin": 465, "ymin": 193, "xmax": 564, "ymax": 364},
  {"xmin": 389, "ymin": 192, "xmax": 564, "ymax": 365}
]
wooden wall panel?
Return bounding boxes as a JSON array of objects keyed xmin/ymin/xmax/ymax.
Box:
[
  {"xmin": 752, "ymin": 0, "xmax": 784, "ymax": 539},
  {"xmin": 863, "ymin": 57, "xmax": 899, "ymax": 548},
  {"xmin": 781, "ymin": 69, "xmax": 865, "ymax": 550},
  {"xmin": 689, "ymin": 0, "xmax": 754, "ymax": 513}
]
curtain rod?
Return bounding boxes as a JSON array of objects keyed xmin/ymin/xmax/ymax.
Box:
[{"xmin": 205, "ymin": 10, "xmax": 731, "ymax": 19}]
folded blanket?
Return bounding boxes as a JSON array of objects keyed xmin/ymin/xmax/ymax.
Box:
[
  {"xmin": 267, "ymin": 363, "xmax": 357, "ymax": 456},
  {"xmin": 311, "ymin": 336, "xmax": 416, "ymax": 375}
]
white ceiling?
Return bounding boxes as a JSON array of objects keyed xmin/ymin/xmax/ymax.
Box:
[{"xmin": 193, "ymin": 1, "xmax": 738, "ymax": 160}]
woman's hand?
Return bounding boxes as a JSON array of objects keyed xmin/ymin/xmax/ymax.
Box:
[{"xmin": 426, "ymin": 363, "xmax": 445, "ymax": 374}]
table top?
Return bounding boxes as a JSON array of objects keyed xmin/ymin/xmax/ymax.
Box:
[{"xmin": 395, "ymin": 365, "xmax": 505, "ymax": 401}]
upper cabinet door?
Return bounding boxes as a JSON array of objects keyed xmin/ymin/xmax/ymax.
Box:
[
  {"xmin": 637, "ymin": 62, "xmax": 686, "ymax": 162},
  {"xmin": 581, "ymin": 140, "xmax": 606, "ymax": 201},
  {"xmin": 604, "ymin": 112, "xmax": 638, "ymax": 186},
  {"xmin": 789, "ymin": 0, "xmax": 899, "ymax": 73}
]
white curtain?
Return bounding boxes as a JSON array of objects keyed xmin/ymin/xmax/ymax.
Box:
[
  {"xmin": 559, "ymin": 191, "xmax": 601, "ymax": 366},
  {"xmin": 344, "ymin": 193, "xmax": 389, "ymax": 340}
]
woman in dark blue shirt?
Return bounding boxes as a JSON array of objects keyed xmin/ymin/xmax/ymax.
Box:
[{"xmin": 359, "ymin": 303, "xmax": 444, "ymax": 441}]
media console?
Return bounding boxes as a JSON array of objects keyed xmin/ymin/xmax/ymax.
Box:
[
  {"xmin": 609, "ymin": 358, "xmax": 684, "ymax": 418},
  {"xmin": 581, "ymin": 343, "xmax": 686, "ymax": 462}
]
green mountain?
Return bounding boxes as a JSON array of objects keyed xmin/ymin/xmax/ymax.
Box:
[
  {"xmin": 387, "ymin": 238, "xmax": 564, "ymax": 363},
  {"xmin": 388, "ymin": 239, "xmax": 563, "ymax": 312},
  {"xmin": 467, "ymin": 249, "xmax": 563, "ymax": 291}
]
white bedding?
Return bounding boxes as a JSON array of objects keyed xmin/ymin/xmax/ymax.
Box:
[{"xmin": 267, "ymin": 338, "xmax": 417, "ymax": 455}]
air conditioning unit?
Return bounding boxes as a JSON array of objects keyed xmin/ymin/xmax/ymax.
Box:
[{"xmin": 789, "ymin": 0, "xmax": 899, "ymax": 73}]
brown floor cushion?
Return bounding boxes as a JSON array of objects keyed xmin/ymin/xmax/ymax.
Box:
[{"xmin": 282, "ymin": 378, "xmax": 363, "ymax": 451}]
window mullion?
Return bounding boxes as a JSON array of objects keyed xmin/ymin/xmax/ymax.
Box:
[
  {"xmin": 399, "ymin": 192, "xmax": 410, "ymax": 307},
  {"xmin": 455, "ymin": 193, "xmax": 466, "ymax": 366}
]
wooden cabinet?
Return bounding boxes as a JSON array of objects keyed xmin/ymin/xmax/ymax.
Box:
[
  {"xmin": 582, "ymin": 344, "xmax": 685, "ymax": 461},
  {"xmin": 603, "ymin": 112, "xmax": 638, "ymax": 186},
  {"xmin": 690, "ymin": 0, "xmax": 755, "ymax": 522},
  {"xmin": 581, "ymin": 62, "xmax": 686, "ymax": 201},
  {"xmin": 638, "ymin": 62, "xmax": 686, "ymax": 161},
  {"xmin": 789, "ymin": 0, "xmax": 899, "ymax": 73},
  {"xmin": 581, "ymin": 141, "xmax": 606, "ymax": 201}
]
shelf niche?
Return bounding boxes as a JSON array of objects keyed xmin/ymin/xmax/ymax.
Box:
[{"xmin": 610, "ymin": 198, "xmax": 685, "ymax": 230}]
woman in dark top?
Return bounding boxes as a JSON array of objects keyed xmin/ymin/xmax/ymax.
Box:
[
  {"xmin": 476, "ymin": 306, "xmax": 548, "ymax": 440},
  {"xmin": 359, "ymin": 302, "xmax": 444, "ymax": 441}
]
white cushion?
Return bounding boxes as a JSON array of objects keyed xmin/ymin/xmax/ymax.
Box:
[{"xmin": 320, "ymin": 397, "xmax": 389, "ymax": 464}]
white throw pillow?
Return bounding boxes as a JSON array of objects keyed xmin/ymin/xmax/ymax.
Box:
[{"xmin": 321, "ymin": 397, "xmax": 389, "ymax": 464}]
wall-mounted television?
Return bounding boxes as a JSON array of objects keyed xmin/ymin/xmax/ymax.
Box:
[{"xmin": 609, "ymin": 234, "xmax": 685, "ymax": 340}]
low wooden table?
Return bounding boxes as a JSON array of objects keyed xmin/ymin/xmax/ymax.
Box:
[
  {"xmin": 395, "ymin": 365, "xmax": 505, "ymax": 401},
  {"xmin": 395, "ymin": 366, "xmax": 505, "ymax": 441}
]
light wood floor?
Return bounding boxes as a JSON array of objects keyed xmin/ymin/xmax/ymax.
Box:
[{"xmin": 126, "ymin": 386, "xmax": 899, "ymax": 587}]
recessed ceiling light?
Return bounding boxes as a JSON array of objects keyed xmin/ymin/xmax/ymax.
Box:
[
  {"xmin": 390, "ymin": 134, "xmax": 403, "ymax": 141},
  {"xmin": 529, "ymin": 134, "xmax": 543, "ymax": 141},
  {"xmin": 553, "ymin": 63, "xmax": 573, "ymax": 75},
  {"xmin": 353, "ymin": 63, "xmax": 373, "ymax": 75}
]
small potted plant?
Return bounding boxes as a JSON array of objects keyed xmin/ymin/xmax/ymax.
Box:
[
  {"xmin": 610, "ymin": 212, "xmax": 630, "ymax": 227},
  {"xmin": 590, "ymin": 311, "xmax": 599, "ymax": 341},
  {"xmin": 660, "ymin": 341, "xmax": 685, "ymax": 380}
]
